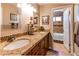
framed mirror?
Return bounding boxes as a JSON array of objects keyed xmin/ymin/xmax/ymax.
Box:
[
  {"xmin": 33, "ymin": 17, "xmax": 38, "ymax": 24},
  {"xmin": 10, "ymin": 13, "xmax": 17, "ymax": 21},
  {"xmin": 42, "ymin": 15, "xmax": 49, "ymax": 25}
]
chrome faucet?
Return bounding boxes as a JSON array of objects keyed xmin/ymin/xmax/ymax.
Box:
[{"xmin": 7, "ymin": 35, "xmax": 16, "ymax": 42}]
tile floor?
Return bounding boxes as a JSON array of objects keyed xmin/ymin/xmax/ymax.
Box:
[{"xmin": 47, "ymin": 42, "xmax": 71, "ymax": 56}]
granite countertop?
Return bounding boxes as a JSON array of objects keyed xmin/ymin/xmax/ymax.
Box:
[
  {"xmin": 0, "ymin": 29, "xmax": 25, "ymax": 37},
  {"xmin": 0, "ymin": 31, "xmax": 49, "ymax": 56}
]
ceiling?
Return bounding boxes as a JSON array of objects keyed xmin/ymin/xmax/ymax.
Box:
[{"xmin": 37, "ymin": 3, "xmax": 50, "ymax": 6}]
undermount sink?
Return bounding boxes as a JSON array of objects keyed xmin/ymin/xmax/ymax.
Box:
[{"xmin": 3, "ymin": 38, "xmax": 30, "ymax": 50}]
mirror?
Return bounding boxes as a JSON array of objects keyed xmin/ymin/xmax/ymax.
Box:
[
  {"xmin": 0, "ymin": 3, "xmax": 40, "ymax": 37},
  {"xmin": 1, "ymin": 3, "xmax": 20, "ymax": 29},
  {"xmin": 42, "ymin": 15, "xmax": 49, "ymax": 25},
  {"xmin": 0, "ymin": 3, "xmax": 23, "ymax": 37},
  {"xmin": 10, "ymin": 13, "xmax": 19, "ymax": 29}
]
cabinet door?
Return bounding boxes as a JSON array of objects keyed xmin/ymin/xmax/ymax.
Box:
[
  {"xmin": 31, "ymin": 44, "xmax": 40, "ymax": 55},
  {"xmin": 40, "ymin": 39, "xmax": 46, "ymax": 55},
  {"xmin": 45, "ymin": 36, "xmax": 49, "ymax": 50}
]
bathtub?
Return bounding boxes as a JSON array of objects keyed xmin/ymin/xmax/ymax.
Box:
[{"xmin": 53, "ymin": 33, "xmax": 64, "ymax": 41}]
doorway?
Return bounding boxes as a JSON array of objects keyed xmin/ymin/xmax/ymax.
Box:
[{"xmin": 52, "ymin": 7, "xmax": 72, "ymax": 53}]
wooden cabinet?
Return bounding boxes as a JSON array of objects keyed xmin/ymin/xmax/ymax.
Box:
[{"xmin": 22, "ymin": 33, "xmax": 49, "ymax": 56}]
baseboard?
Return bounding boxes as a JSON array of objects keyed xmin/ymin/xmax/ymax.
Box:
[{"xmin": 54, "ymin": 40, "xmax": 63, "ymax": 44}]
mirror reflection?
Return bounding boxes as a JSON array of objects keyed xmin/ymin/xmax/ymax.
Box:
[{"xmin": 0, "ymin": 3, "xmax": 40, "ymax": 37}]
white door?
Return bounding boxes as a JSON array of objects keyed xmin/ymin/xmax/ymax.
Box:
[{"xmin": 63, "ymin": 8, "xmax": 70, "ymax": 50}]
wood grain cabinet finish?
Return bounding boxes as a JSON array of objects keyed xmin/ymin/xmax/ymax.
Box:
[{"xmin": 22, "ymin": 33, "xmax": 49, "ymax": 56}]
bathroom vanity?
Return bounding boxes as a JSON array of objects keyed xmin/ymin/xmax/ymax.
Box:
[
  {"xmin": 0, "ymin": 31, "xmax": 51, "ymax": 56},
  {"xmin": 22, "ymin": 32, "xmax": 49, "ymax": 55}
]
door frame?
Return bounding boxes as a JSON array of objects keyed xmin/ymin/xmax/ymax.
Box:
[{"xmin": 50, "ymin": 5, "xmax": 74, "ymax": 54}]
